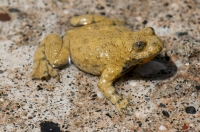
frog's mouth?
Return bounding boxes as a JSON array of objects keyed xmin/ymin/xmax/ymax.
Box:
[
  {"xmin": 141, "ymin": 55, "xmax": 157, "ymax": 64},
  {"xmin": 138, "ymin": 45, "xmax": 163, "ymax": 64}
]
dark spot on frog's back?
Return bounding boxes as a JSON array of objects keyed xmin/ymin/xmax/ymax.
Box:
[
  {"xmin": 83, "ymin": 38, "xmax": 90, "ymax": 44},
  {"xmin": 93, "ymin": 64, "xmax": 99, "ymax": 68}
]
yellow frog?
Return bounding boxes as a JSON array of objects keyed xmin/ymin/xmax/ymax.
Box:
[{"xmin": 32, "ymin": 14, "xmax": 163, "ymax": 111}]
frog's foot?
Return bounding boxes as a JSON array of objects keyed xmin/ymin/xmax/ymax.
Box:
[
  {"xmin": 32, "ymin": 34, "xmax": 70, "ymax": 81},
  {"xmin": 110, "ymin": 95, "xmax": 134, "ymax": 114},
  {"xmin": 99, "ymin": 86, "xmax": 134, "ymax": 112},
  {"xmin": 98, "ymin": 66, "xmax": 134, "ymax": 111},
  {"xmin": 32, "ymin": 59, "xmax": 59, "ymax": 80},
  {"xmin": 32, "ymin": 42, "xmax": 59, "ymax": 80}
]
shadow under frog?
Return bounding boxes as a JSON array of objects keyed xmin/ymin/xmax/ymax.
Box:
[
  {"xmin": 131, "ymin": 53, "xmax": 177, "ymax": 80},
  {"xmin": 32, "ymin": 14, "xmax": 164, "ymax": 111}
]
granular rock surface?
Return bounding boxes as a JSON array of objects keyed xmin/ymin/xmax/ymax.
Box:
[{"xmin": 0, "ymin": 0, "xmax": 200, "ymax": 131}]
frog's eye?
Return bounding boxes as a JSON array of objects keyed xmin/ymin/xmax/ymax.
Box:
[{"xmin": 133, "ymin": 41, "xmax": 146, "ymax": 51}]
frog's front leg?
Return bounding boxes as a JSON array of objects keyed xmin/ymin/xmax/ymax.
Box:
[
  {"xmin": 98, "ymin": 65, "xmax": 128, "ymax": 111},
  {"xmin": 32, "ymin": 34, "xmax": 70, "ymax": 80}
]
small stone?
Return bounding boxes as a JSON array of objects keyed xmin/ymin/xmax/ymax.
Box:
[
  {"xmin": 129, "ymin": 81, "xmax": 137, "ymax": 87},
  {"xmin": 97, "ymin": 91, "xmax": 104, "ymax": 98},
  {"xmin": 176, "ymin": 32, "xmax": 188, "ymax": 37},
  {"xmin": 105, "ymin": 113, "xmax": 112, "ymax": 118},
  {"xmin": 182, "ymin": 123, "xmax": 189, "ymax": 130},
  {"xmin": 159, "ymin": 103, "xmax": 166, "ymax": 108},
  {"xmin": 136, "ymin": 121, "xmax": 142, "ymax": 127},
  {"xmin": 40, "ymin": 121, "xmax": 61, "ymax": 132},
  {"xmin": 164, "ymin": 3, "xmax": 169, "ymax": 6},
  {"xmin": 166, "ymin": 14, "xmax": 172, "ymax": 18},
  {"xmin": 162, "ymin": 110, "xmax": 170, "ymax": 118},
  {"xmin": 142, "ymin": 20, "xmax": 148, "ymax": 25},
  {"xmin": 96, "ymin": 4, "xmax": 105, "ymax": 10},
  {"xmin": 144, "ymin": 97, "xmax": 150, "ymax": 102},
  {"xmin": 0, "ymin": 98, "xmax": 4, "ymax": 101},
  {"xmin": 0, "ymin": 70, "xmax": 4, "ymax": 74},
  {"xmin": 195, "ymin": 85, "xmax": 200, "ymax": 90},
  {"xmin": 159, "ymin": 125, "xmax": 167, "ymax": 130},
  {"xmin": 8, "ymin": 8, "xmax": 20, "ymax": 13},
  {"xmin": 185, "ymin": 106, "xmax": 197, "ymax": 114},
  {"xmin": 0, "ymin": 13, "xmax": 11, "ymax": 21}
]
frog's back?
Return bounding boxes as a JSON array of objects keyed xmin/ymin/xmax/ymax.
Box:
[{"xmin": 67, "ymin": 25, "xmax": 131, "ymax": 75}]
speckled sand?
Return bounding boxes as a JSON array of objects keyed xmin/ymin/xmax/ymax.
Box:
[{"xmin": 0, "ymin": 0, "xmax": 200, "ymax": 131}]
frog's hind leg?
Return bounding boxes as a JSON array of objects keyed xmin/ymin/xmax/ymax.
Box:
[
  {"xmin": 32, "ymin": 34, "xmax": 70, "ymax": 80},
  {"xmin": 98, "ymin": 65, "xmax": 129, "ymax": 111},
  {"xmin": 70, "ymin": 14, "xmax": 125, "ymax": 27}
]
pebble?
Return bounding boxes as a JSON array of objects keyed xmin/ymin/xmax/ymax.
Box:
[
  {"xmin": 162, "ymin": 110, "xmax": 170, "ymax": 118},
  {"xmin": 40, "ymin": 121, "xmax": 61, "ymax": 132},
  {"xmin": 159, "ymin": 125, "xmax": 167, "ymax": 130},
  {"xmin": 195, "ymin": 86, "xmax": 200, "ymax": 90},
  {"xmin": 0, "ymin": 13, "xmax": 11, "ymax": 21},
  {"xmin": 97, "ymin": 91, "xmax": 104, "ymax": 98},
  {"xmin": 185, "ymin": 106, "xmax": 197, "ymax": 114}
]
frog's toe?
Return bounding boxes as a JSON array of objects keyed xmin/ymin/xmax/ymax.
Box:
[
  {"xmin": 32, "ymin": 60, "xmax": 50, "ymax": 80},
  {"xmin": 121, "ymin": 102, "xmax": 135, "ymax": 115},
  {"xmin": 32, "ymin": 57, "xmax": 60, "ymax": 80},
  {"xmin": 115, "ymin": 98, "xmax": 129, "ymax": 111},
  {"xmin": 115, "ymin": 99, "xmax": 135, "ymax": 115},
  {"xmin": 47, "ymin": 64, "xmax": 60, "ymax": 81}
]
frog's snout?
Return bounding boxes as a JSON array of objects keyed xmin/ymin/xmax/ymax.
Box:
[{"xmin": 157, "ymin": 38, "xmax": 164, "ymax": 52}]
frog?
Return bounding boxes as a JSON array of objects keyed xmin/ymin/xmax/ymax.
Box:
[{"xmin": 32, "ymin": 14, "xmax": 164, "ymax": 111}]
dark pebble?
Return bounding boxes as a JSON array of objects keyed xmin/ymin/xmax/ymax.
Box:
[
  {"xmin": 136, "ymin": 121, "xmax": 142, "ymax": 127},
  {"xmin": 176, "ymin": 32, "xmax": 188, "ymax": 37},
  {"xmin": 0, "ymin": 13, "xmax": 11, "ymax": 21},
  {"xmin": 159, "ymin": 103, "xmax": 166, "ymax": 108},
  {"xmin": 164, "ymin": 3, "xmax": 169, "ymax": 6},
  {"xmin": 166, "ymin": 14, "xmax": 173, "ymax": 18},
  {"xmin": 96, "ymin": 4, "xmax": 105, "ymax": 10},
  {"xmin": 144, "ymin": 97, "xmax": 150, "ymax": 102},
  {"xmin": 185, "ymin": 106, "xmax": 197, "ymax": 114},
  {"xmin": 142, "ymin": 20, "xmax": 148, "ymax": 25},
  {"xmin": 40, "ymin": 121, "xmax": 61, "ymax": 132},
  {"xmin": 9, "ymin": 8, "xmax": 20, "ymax": 13},
  {"xmin": 105, "ymin": 113, "xmax": 112, "ymax": 118},
  {"xmin": 0, "ymin": 70, "xmax": 4, "ymax": 74},
  {"xmin": 195, "ymin": 86, "xmax": 200, "ymax": 90},
  {"xmin": 162, "ymin": 110, "xmax": 170, "ymax": 118},
  {"xmin": 37, "ymin": 85, "xmax": 44, "ymax": 91}
]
